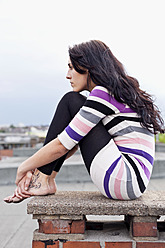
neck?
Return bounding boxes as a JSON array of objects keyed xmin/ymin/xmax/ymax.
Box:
[{"xmin": 89, "ymin": 81, "xmax": 96, "ymax": 92}]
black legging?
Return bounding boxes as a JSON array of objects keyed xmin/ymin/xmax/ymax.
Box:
[{"xmin": 38, "ymin": 91, "xmax": 111, "ymax": 175}]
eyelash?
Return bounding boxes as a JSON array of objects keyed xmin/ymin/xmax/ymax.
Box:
[{"xmin": 68, "ymin": 63, "xmax": 73, "ymax": 69}]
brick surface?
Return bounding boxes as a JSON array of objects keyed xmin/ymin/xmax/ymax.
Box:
[
  {"xmin": 32, "ymin": 241, "xmax": 45, "ymax": 248},
  {"xmin": 133, "ymin": 222, "xmax": 157, "ymax": 237},
  {"xmin": 47, "ymin": 243, "xmax": 59, "ymax": 248},
  {"xmin": 105, "ymin": 242, "xmax": 132, "ymax": 248},
  {"xmin": 71, "ymin": 220, "xmax": 85, "ymax": 234},
  {"xmin": 32, "ymin": 241, "xmax": 59, "ymax": 248},
  {"xmin": 0, "ymin": 149, "xmax": 13, "ymax": 157},
  {"xmin": 63, "ymin": 241, "xmax": 101, "ymax": 248},
  {"xmin": 38, "ymin": 219, "xmax": 71, "ymax": 234},
  {"xmin": 137, "ymin": 242, "xmax": 165, "ymax": 248},
  {"xmin": 33, "ymin": 229, "xmax": 84, "ymax": 241}
]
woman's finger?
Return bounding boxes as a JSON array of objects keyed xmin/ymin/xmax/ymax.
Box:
[
  {"xmin": 19, "ymin": 181, "xmax": 32, "ymax": 196},
  {"xmin": 24, "ymin": 171, "xmax": 33, "ymax": 190},
  {"xmin": 14, "ymin": 187, "xmax": 23, "ymax": 199},
  {"xmin": 15, "ymin": 184, "xmax": 30, "ymax": 198}
]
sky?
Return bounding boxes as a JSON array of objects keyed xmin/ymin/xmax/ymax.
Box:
[{"xmin": 0, "ymin": 0, "xmax": 164, "ymax": 126}]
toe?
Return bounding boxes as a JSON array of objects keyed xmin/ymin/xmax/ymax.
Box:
[{"xmin": 4, "ymin": 195, "xmax": 13, "ymax": 203}]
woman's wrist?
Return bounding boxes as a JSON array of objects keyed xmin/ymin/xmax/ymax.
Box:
[{"xmin": 17, "ymin": 160, "xmax": 31, "ymax": 176}]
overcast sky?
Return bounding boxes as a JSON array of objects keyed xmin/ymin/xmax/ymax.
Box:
[{"xmin": 0, "ymin": 0, "xmax": 164, "ymax": 126}]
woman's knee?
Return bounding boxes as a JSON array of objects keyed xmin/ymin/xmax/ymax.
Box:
[
  {"xmin": 60, "ymin": 91, "xmax": 86, "ymax": 116},
  {"xmin": 61, "ymin": 91, "xmax": 86, "ymax": 103}
]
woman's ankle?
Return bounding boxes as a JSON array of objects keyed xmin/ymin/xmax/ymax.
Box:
[
  {"xmin": 34, "ymin": 169, "xmax": 49, "ymax": 179},
  {"xmin": 29, "ymin": 169, "xmax": 50, "ymax": 189},
  {"xmin": 50, "ymin": 171, "xmax": 58, "ymax": 179}
]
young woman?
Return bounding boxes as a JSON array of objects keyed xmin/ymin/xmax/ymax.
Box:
[{"xmin": 4, "ymin": 40, "xmax": 164, "ymax": 203}]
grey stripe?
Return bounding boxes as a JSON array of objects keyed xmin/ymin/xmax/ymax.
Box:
[
  {"xmin": 79, "ymin": 109, "xmax": 101, "ymax": 124},
  {"xmin": 113, "ymin": 126, "xmax": 153, "ymax": 137},
  {"xmin": 125, "ymin": 162, "xmax": 137, "ymax": 199}
]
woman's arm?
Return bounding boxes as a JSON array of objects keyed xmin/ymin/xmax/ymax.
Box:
[
  {"xmin": 15, "ymin": 138, "xmax": 68, "ymax": 185},
  {"xmin": 65, "ymin": 145, "xmax": 78, "ymax": 160}
]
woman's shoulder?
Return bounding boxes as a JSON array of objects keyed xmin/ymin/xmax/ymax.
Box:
[{"xmin": 90, "ymin": 85, "xmax": 109, "ymax": 96}]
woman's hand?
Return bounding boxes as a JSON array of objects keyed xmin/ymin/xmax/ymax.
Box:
[
  {"xmin": 15, "ymin": 164, "xmax": 29, "ymax": 185},
  {"xmin": 15, "ymin": 165, "xmax": 33, "ymax": 186},
  {"xmin": 15, "ymin": 138, "xmax": 68, "ymax": 185},
  {"xmin": 4, "ymin": 171, "xmax": 33, "ymax": 203},
  {"xmin": 14, "ymin": 171, "xmax": 33, "ymax": 199}
]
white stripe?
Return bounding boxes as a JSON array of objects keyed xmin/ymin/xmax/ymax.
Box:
[
  {"xmin": 109, "ymin": 162, "xmax": 121, "ymax": 199},
  {"xmin": 93, "ymin": 85, "xmax": 109, "ymax": 93},
  {"xmin": 102, "ymin": 116, "xmax": 114, "ymax": 125},
  {"xmin": 109, "ymin": 176, "xmax": 117, "ymax": 199},
  {"xmin": 133, "ymin": 155, "xmax": 153, "ymax": 174},
  {"xmin": 131, "ymin": 156, "xmax": 149, "ymax": 187},
  {"xmin": 88, "ymin": 95, "xmax": 119, "ymax": 113},
  {"xmin": 58, "ymin": 131, "xmax": 77, "ymax": 150},
  {"xmin": 117, "ymin": 112, "xmax": 140, "ymax": 117},
  {"xmin": 123, "ymin": 156, "xmax": 142, "ymax": 198},
  {"xmin": 90, "ymin": 140, "xmax": 121, "ymax": 197},
  {"xmin": 120, "ymin": 164, "xmax": 129, "ymax": 199},
  {"xmin": 119, "ymin": 143, "xmax": 154, "ymax": 157},
  {"xmin": 114, "ymin": 134, "xmax": 154, "ymax": 145},
  {"xmin": 108, "ymin": 121, "xmax": 134, "ymax": 133}
]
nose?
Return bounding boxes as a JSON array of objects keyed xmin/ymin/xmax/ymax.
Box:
[{"xmin": 66, "ymin": 70, "xmax": 71, "ymax": 80}]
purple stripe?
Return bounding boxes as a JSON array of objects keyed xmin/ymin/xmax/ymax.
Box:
[
  {"xmin": 117, "ymin": 146, "xmax": 154, "ymax": 165},
  {"xmin": 65, "ymin": 126, "xmax": 83, "ymax": 142},
  {"xmin": 134, "ymin": 157, "xmax": 150, "ymax": 180},
  {"xmin": 104, "ymin": 156, "xmax": 122, "ymax": 199},
  {"xmin": 121, "ymin": 108, "xmax": 135, "ymax": 113},
  {"xmin": 90, "ymin": 89, "xmax": 135, "ymax": 113}
]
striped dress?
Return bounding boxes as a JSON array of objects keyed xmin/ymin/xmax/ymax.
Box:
[{"xmin": 58, "ymin": 86, "xmax": 155, "ymax": 200}]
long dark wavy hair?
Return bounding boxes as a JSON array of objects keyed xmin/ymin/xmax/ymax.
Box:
[{"xmin": 69, "ymin": 40, "xmax": 164, "ymax": 134}]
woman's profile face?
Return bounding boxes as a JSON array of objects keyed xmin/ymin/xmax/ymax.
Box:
[{"xmin": 66, "ymin": 58, "xmax": 89, "ymax": 92}]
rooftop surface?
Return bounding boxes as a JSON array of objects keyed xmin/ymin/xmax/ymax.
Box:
[{"xmin": 1, "ymin": 179, "xmax": 165, "ymax": 248}]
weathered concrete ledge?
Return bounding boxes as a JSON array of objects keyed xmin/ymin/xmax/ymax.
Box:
[
  {"xmin": 27, "ymin": 190, "xmax": 165, "ymax": 246},
  {"xmin": 27, "ymin": 190, "xmax": 165, "ymax": 217}
]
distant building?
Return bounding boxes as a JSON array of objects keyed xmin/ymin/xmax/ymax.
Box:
[
  {"xmin": 0, "ymin": 133, "xmax": 37, "ymax": 149},
  {"xmin": 0, "ymin": 125, "xmax": 48, "ymax": 159}
]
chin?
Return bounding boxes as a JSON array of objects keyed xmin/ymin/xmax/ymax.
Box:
[
  {"xmin": 72, "ymin": 88, "xmax": 79, "ymax": 92},
  {"xmin": 72, "ymin": 87, "xmax": 84, "ymax": 93}
]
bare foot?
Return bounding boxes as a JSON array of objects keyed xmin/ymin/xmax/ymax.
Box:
[
  {"xmin": 28, "ymin": 169, "xmax": 57, "ymax": 196},
  {"xmin": 4, "ymin": 169, "xmax": 57, "ymax": 203},
  {"xmin": 4, "ymin": 195, "xmax": 29, "ymax": 203}
]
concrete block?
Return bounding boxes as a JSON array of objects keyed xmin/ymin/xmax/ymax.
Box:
[
  {"xmin": 27, "ymin": 191, "xmax": 165, "ymax": 217},
  {"xmin": 60, "ymin": 215, "xmax": 84, "ymax": 220},
  {"xmin": 33, "ymin": 229, "xmax": 85, "ymax": 241},
  {"xmin": 33, "ymin": 214, "xmax": 60, "ymax": 220},
  {"xmin": 33, "ymin": 214, "xmax": 84, "ymax": 220}
]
